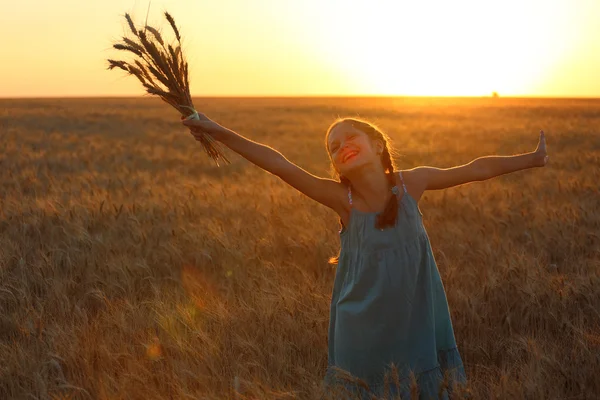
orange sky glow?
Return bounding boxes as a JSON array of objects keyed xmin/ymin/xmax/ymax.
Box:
[{"xmin": 1, "ymin": 0, "xmax": 599, "ymax": 98}]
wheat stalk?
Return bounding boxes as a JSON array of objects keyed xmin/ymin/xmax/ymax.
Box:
[{"xmin": 108, "ymin": 11, "xmax": 230, "ymax": 166}]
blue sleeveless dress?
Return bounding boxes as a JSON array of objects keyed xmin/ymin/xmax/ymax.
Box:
[{"xmin": 324, "ymin": 171, "xmax": 467, "ymax": 399}]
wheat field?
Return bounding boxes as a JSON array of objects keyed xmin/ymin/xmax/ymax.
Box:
[{"xmin": 0, "ymin": 96, "xmax": 599, "ymax": 399}]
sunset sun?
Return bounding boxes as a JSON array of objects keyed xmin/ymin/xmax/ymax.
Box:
[{"xmin": 312, "ymin": 0, "xmax": 578, "ymax": 96}]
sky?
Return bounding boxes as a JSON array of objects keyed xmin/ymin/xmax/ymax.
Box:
[{"xmin": 1, "ymin": 0, "xmax": 599, "ymax": 98}]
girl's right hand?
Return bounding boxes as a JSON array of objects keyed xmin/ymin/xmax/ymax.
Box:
[{"xmin": 181, "ymin": 112, "xmax": 230, "ymax": 142}]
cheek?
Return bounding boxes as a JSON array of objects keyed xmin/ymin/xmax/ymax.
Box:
[{"xmin": 332, "ymin": 151, "xmax": 343, "ymax": 164}]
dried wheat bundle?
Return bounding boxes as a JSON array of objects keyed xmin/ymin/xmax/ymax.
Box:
[{"xmin": 107, "ymin": 12, "xmax": 230, "ymax": 166}]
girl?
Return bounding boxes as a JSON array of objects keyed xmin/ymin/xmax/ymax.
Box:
[{"xmin": 182, "ymin": 114, "xmax": 549, "ymax": 399}]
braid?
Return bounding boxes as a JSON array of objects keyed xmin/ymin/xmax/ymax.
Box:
[
  {"xmin": 380, "ymin": 143, "xmax": 394, "ymax": 174},
  {"xmin": 375, "ymin": 144, "xmax": 398, "ymax": 230}
]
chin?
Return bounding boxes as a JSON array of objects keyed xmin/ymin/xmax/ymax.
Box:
[{"xmin": 338, "ymin": 160, "xmax": 367, "ymax": 175}]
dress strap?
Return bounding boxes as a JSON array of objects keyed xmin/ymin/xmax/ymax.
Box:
[
  {"xmin": 348, "ymin": 185, "xmax": 353, "ymax": 206},
  {"xmin": 398, "ymin": 171, "xmax": 408, "ymax": 194},
  {"xmin": 339, "ymin": 185, "xmax": 353, "ymax": 233}
]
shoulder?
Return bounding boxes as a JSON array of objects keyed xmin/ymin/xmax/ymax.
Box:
[{"xmin": 393, "ymin": 168, "xmax": 427, "ymax": 203}]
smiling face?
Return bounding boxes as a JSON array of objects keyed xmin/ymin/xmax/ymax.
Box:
[{"xmin": 327, "ymin": 121, "xmax": 383, "ymax": 176}]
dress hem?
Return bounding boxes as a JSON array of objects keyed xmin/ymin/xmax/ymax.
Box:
[{"xmin": 324, "ymin": 346, "xmax": 467, "ymax": 399}]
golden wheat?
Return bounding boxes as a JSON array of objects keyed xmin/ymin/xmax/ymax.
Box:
[
  {"xmin": 107, "ymin": 12, "xmax": 229, "ymax": 166},
  {"xmin": 0, "ymin": 96, "xmax": 598, "ymax": 399}
]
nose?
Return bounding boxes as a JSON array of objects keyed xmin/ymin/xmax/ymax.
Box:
[{"xmin": 339, "ymin": 141, "xmax": 350, "ymax": 153}]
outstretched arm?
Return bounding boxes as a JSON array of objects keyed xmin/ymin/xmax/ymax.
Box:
[
  {"xmin": 414, "ymin": 130, "xmax": 549, "ymax": 191},
  {"xmin": 182, "ymin": 114, "xmax": 346, "ymax": 212}
]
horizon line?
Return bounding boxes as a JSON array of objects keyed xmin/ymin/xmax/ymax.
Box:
[{"xmin": 2, "ymin": 94, "xmax": 600, "ymax": 100}]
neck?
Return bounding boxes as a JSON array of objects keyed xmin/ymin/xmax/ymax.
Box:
[{"xmin": 346, "ymin": 163, "xmax": 391, "ymax": 211}]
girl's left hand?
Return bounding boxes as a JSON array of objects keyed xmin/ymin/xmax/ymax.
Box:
[
  {"xmin": 181, "ymin": 113, "xmax": 230, "ymax": 142},
  {"xmin": 533, "ymin": 130, "xmax": 549, "ymax": 167}
]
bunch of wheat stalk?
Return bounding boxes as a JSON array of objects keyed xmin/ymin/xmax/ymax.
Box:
[{"xmin": 107, "ymin": 12, "xmax": 230, "ymax": 166}]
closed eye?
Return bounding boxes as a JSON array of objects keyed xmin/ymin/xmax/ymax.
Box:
[{"xmin": 331, "ymin": 134, "xmax": 356, "ymax": 153}]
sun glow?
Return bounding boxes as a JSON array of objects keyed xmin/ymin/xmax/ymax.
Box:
[
  {"xmin": 311, "ymin": 0, "xmax": 581, "ymax": 96},
  {"xmin": 0, "ymin": 0, "xmax": 598, "ymax": 97}
]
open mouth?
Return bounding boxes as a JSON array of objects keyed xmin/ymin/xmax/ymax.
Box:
[{"xmin": 342, "ymin": 150, "xmax": 359, "ymax": 163}]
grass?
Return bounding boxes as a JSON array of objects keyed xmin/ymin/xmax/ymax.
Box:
[{"xmin": 0, "ymin": 96, "xmax": 598, "ymax": 399}]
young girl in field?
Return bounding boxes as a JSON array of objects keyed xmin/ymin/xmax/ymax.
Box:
[{"xmin": 182, "ymin": 114, "xmax": 549, "ymax": 399}]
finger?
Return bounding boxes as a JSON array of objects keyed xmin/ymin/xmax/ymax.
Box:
[
  {"xmin": 183, "ymin": 120, "xmax": 202, "ymax": 128},
  {"xmin": 190, "ymin": 129, "xmax": 207, "ymax": 138}
]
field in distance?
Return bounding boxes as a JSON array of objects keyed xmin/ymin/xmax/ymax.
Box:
[{"xmin": 0, "ymin": 96, "xmax": 599, "ymax": 399}]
